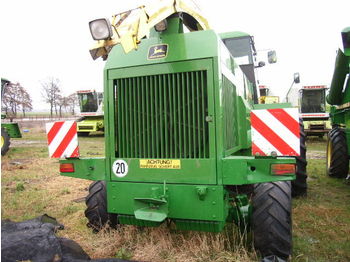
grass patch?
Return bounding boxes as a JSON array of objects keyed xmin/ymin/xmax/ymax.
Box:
[
  {"xmin": 291, "ymin": 138, "xmax": 350, "ymax": 262},
  {"xmin": 1, "ymin": 124, "xmax": 350, "ymax": 261},
  {"xmin": 15, "ymin": 182, "xmax": 25, "ymax": 192}
]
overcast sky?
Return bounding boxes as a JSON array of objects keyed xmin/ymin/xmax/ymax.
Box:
[{"xmin": 1, "ymin": 0, "xmax": 349, "ymax": 110}]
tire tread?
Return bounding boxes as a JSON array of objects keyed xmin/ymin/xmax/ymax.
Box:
[
  {"xmin": 253, "ymin": 181, "xmax": 292, "ymax": 259},
  {"xmin": 327, "ymin": 127, "xmax": 349, "ymax": 178},
  {"xmin": 85, "ymin": 181, "xmax": 118, "ymax": 232}
]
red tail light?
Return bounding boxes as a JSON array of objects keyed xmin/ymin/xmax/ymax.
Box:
[
  {"xmin": 60, "ymin": 163, "xmax": 75, "ymax": 173},
  {"xmin": 271, "ymin": 164, "xmax": 295, "ymax": 175}
]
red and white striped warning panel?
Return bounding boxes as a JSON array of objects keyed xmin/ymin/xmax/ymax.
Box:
[
  {"xmin": 251, "ymin": 108, "xmax": 300, "ymax": 156},
  {"xmin": 46, "ymin": 121, "xmax": 79, "ymax": 158}
]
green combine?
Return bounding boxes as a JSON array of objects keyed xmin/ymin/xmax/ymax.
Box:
[
  {"xmin": 57, "ymin": 1, "xmax": 307, "ymax": 259},
  {"xmin": 326, "ymin": 27, "xmax": 350, "ymax": 179},
  {"xmin": 1, "ymin": 78, "xmax": 22, "ymax": 156}
]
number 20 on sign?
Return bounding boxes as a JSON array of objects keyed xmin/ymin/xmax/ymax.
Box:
[{"xmin": 112, "ymin": 160, "xmax": 129, "ymax": 177}]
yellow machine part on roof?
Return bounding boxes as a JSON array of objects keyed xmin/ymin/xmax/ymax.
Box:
[
  {"xmin": 259, "ymin": 96, "xmax": 280, "ymax": 104},
  {"xmin": 90, "ymin": 0, "xmax": 210, "ymax": 60}
]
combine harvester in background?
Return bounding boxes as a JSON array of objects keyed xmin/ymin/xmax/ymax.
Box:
[
  {"xmin": 326, "ymin": 27, "xmax": 350, "ymax": 179},
  {"xmin": 47, "ymin": 0, "xmax": 308, "ymax": 259},
  {"xmin": 1, "ymin": 78, "xmax": 22, "ymax": 156},
  {"xmin": 76, "ymin": 89, "xmax": 104, "ymax": 136},
  {"xmin": 286, "ymin": 74, "xmax": 331, "ymax": 137}
]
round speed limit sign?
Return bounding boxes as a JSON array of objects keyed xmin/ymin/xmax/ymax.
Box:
[{"xmin": 112, "ymin": 160, "xmax": 129, "ymax": 177}]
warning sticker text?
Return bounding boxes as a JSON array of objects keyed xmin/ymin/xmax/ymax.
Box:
[{"xmin": 139, "ymin": 159, "xmax": 181, "ymax": 169}]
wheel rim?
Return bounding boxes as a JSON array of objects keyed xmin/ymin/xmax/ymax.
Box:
[{"xmin": 326, "ymin": 138, "xmax": 332, "ymax": 169}]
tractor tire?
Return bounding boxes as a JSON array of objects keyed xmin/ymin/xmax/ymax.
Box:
[
  {"xmin": 85, "ymin": 181, "xmax": 118, "ymax": 232},
  {"xmin": 292, "ymin": 121, "xmax": 308, "ymax": 197},
  {"xmin": 252, "ymin": 181, "xmax": 292, "ymax": 260},
  {"xmin": 1, "ymin": 127, "xmax": 10, "ymax": 156},
  {"xmin": 326, "ymin": 127, "xmax": 349, "ymax": 178}
]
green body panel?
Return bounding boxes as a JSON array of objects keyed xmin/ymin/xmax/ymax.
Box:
[
  {"xmin": 327, "ymin": 27, "xmax": 350, "ymax": 105},
  {"xmin": 2, "ymin": 123, "xmax": 22, "ymax": 138},
  {"xmin": 118, "ymin": 215, "xmax": 162, "ymax": 227},
  {"xmin": 60, "ymin": 158, "xmax": 105, "ymax": 181},
  {"xmin": 327, "ymin": 27, "xmax": 350, "ymax": 108},
  {"xmin": 327, "ymin": 49, "xmax": 349, "ymax": 105},
  {"xmin": 219, "ymin": 31, "xmax": 250, "ymax": 39},
  {"xmin": 61, "ymin": 156, "xmax": 295, "ymax": 185},
  {"xmin": 110, "ymin": 158, "xmax": 216, "ymax": 184},
  {"xmin": 327, "ymin": 27, "xmax": 350, "ymax": 155},
  {"xmin": 174, "ymin": 219, "xmax": 225, "ymax": 232},
  {"xmin": 107, "ymin": 181, "xmax": 228, "ymax": 230},
  {"xmin": 222, "ymin": 156, "xmax": 295, "ymax": 185},
  {"xmin": 253, "ymin": 103, "xmax": 292, "ymax": 110},
  {"xmin": 60, "ymin": 19, "xmax": 296, "ymax": 231},
  {"xmin": 77, "ymin": 116, "xmax": 104, "ymax": 133}
]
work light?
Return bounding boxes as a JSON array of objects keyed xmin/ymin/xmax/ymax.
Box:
[
  {"xmin": 154, "ymin": 19, "xmax": 168, "ymax": 32},
  {"xmin": 89, "ymin": 18, "xmax": 113, "ymax": 40}
]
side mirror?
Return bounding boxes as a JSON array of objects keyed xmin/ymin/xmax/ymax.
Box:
[
  {"xmin": 294, "ymin": 72, "xmax": 300, "ymax": 84},
  {"xmin": 341, "ymin": 27, "xmax": 350, "ymax": 49},
  {"xmin": 267, "ymin": 50, "xmax": 277, "ymax": 64},
  {"xmin": 256, "ymin": 61, "xmax": 266, "ymax": 68}
]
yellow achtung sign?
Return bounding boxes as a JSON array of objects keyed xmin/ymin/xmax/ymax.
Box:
[{"xmin": 140, "ymin": 159, "xmax": 181, "ymax": 169}]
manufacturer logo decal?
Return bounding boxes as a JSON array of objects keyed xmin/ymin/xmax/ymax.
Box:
[{"xmin": 148, "ymin": 44, "xmax": 168, "ymax": 59}]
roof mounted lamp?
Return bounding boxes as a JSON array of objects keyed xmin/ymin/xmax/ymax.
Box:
[
  {"xmin": 89, "ymin": 18, "xmax": 113, "ymax": 40},
  {"xmin": 154, "ymin": 19, "xmax": 168, "ymax": 32},
  {"xmin": 88, "ymin": 0, "xmax": 210, "ymax": 60}
]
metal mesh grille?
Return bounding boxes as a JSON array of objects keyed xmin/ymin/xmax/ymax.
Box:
[
  {"xmin": 222, "ymin": 75, "xmax": 238, "ymax": 150},
  {"xmin": 115, "ymin": 71, "xmax": 209, "ymax": 159}
]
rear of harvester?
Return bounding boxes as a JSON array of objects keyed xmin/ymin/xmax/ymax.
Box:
[{"xmin": 60, "ymin": 17, "xmax": 296, "ymax": 259}]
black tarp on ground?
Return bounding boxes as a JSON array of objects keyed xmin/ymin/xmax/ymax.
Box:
[
  {"xmin": 261, "ymin": 255, "xmax": 287, "ymax": 262},
  {"xmin": 1, "ymin": 214, "xmax": 138, "ymax": 262}
]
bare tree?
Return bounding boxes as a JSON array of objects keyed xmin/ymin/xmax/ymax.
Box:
[
  {"xmin": 2, "ymin": 82, "xmax": 33, "ymax": 116},
  {"xmin": 3, "ymin": 82, "xmax": 20, "ymax": 116},
  {"xmin": 2, "ymin": 82, "xmax": 32, "ymax": 117},
  {"xmin": 41, "ymin": 77, "xmax": 61, "ymax": 117},
  {"xmin": 67, "ymin": 93, "xmax": 78, "ymax": 115},
  {"xmin": 57, "ymin": 95, "xmax": 71, "ymax": 117},
  {"xmin": 20, "ymin": 88, "xmax": 33, "ymax": 117},
  {"xmin": 1, "ymin": 82, "xmax": 11, "ymax": 115}
]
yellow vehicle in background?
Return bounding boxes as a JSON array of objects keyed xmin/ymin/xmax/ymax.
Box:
[
  {"xmin": 299, "ymin": 85, "xmax": 331, "ymax": 137},
  {"xmin": 286, "ymin": 78, "xmax": 331, "ymax": 137},
  {"xmin": 76, "ymin": 90, "xmax": 104, "ymax": 136}
]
